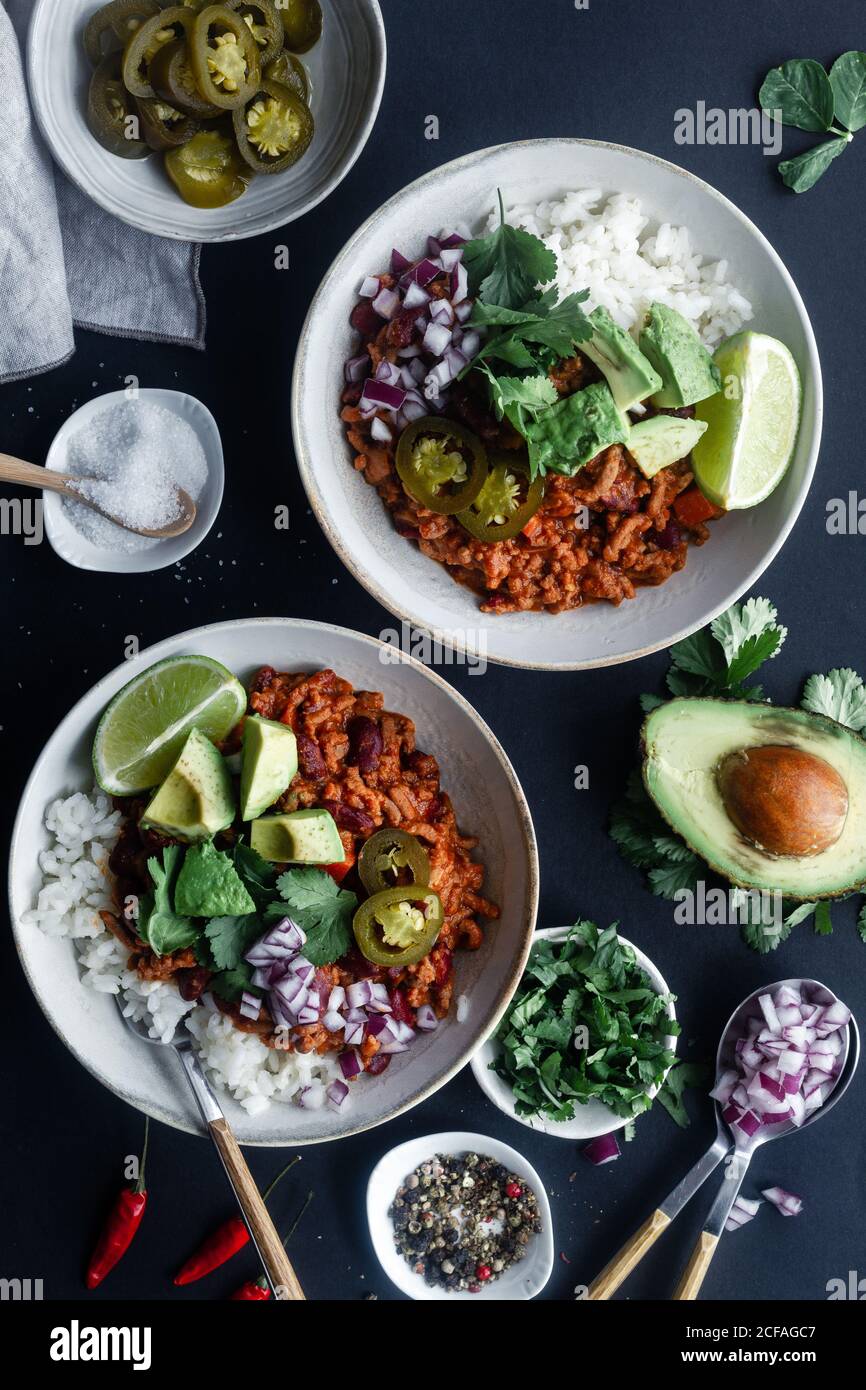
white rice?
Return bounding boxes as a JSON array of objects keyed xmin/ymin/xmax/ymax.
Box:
[
  {"xmin": 493, "ymin": 189, "xmax": 753, "ymax": 347},
  {"xmin": 22, "ymin": 790, "xmax": 340, "ymax": 1116}
]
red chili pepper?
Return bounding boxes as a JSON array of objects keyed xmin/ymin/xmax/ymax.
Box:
[
  {"xmin": 86, "ymin": 1117, "xmax": 149, "ymax": 1290},
  {"xmin": 174, "ymin": 1157, "xmax": 299, "ymax": 1286},
  {"xmin": 230, "ymin": 1275, "xmax": 271, "ymax": 1301},
  {"xmin": 672, "ymin": 485, "xmax": 723, "ymax": 528}
]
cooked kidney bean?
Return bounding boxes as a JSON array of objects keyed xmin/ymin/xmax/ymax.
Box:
[
  {"xmin": 365, "ymin": 1052, "xmax": 391, "ymax": 1076},
  {"xmin": 177, "ymin": 967, "xmax": 210, "ymax": 1002},
  {"xmin": 350, "ymin": 301, "xmax": 382, "ymax": 338},
  {"xmin": 395, "ymin": 522, "xmax": 420, "ymax": 540},
  {"xmin": 321, "ymin": 798, "xmax": 375, "ymax": 836},
  {"xmin": 297, "ymin": 734, "xmax": 327, "ymax": 780},
  {"xmin": 652, "ymin": 519, "xmax": 683, "ymax": 551},
  {"xmin": 250, "ymin": 666, "xmax": 277, "ymax": 694},
  {"xmin": 347, "ymin": 715, "xmax": 383, "ymax": 774}
]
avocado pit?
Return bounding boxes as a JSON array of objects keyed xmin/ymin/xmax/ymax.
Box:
[{"xmin": 717, "ymin": 744, "xmax": 849, "ymax": 859}]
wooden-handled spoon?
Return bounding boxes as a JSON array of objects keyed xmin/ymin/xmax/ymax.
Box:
[{"xmin": 0, "ymin": 453, "xmax": 196, "ymax": 540}]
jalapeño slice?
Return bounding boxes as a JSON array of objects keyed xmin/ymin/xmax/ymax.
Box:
[
  {"xmin": 396, "ymin": 417, "xmax": 488, "ymax": 516},
  {"xmin": 232, "ymin": 78, "xmax": 314, "ymax": 174},
  {"xmin": 353, "ymin": 887, "xmax": 444, "ymax": 968},
  {"xmin": 189, "ymin": 3, "xmax": 261, "ymax": 111},
  {"xmin": 456, "ymin": 453, "xmax": 545, "ymax": 542},
  {"xmin": 358, "ymin": 829, "xmax": 431, "ymax": 897}
]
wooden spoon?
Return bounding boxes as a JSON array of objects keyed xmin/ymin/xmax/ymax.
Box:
[{"xmin": 0, "ymin": 453, "xmax": 196, "ymax": 540}]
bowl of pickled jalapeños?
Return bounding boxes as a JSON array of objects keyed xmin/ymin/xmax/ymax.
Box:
[
  {"xmin": 79, "ymin": 0, "xmax": 321, "ymax": 208},
  {"xmin": 30, "ymin": 0, "xmax": 385, "ymax": 239}
]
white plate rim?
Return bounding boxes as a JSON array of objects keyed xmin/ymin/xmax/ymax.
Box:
[
  {"xmin": 292, "ymin": 137, "xmax": 824, "ymax": 670},
  {"xmin": 8, "ymin": 616, "xmax": 539, "ymax": 1144},
  {"xmin": 470, "ymin": 925, "xmax": 678, "ymax": 1140},
  {"xmin": 26, "ymin": 0, "xmax": 388, "ymax": 243}
]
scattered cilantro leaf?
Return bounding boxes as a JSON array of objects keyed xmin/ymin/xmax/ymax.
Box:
[
  {"xmin": 758, "ymin": 59, "xmax": 835, "ymax": 132},
  {"xmin": 711, "ymin": 596, "xmax": 787, "ymax": 671},
  {"xmin": 759, "ymin": 56, "xmax": 859, "ymax": 193},
  {"xmin": 657, "ymin": 1062, "xmax": 709, "ymax": 1129},
  {"xmin": 205, "ymin": 913, "xmax": 265, "ymax": 972},
  {"xmin": 857, "ymin": 903, "xmax": 866, "ymax": 944},
  {"xmin": 138, "ymin": 846, "xmax": 201, "ymax": 958},
  {"xmin": 275, "ymin": 867, "xmax": 357, "ymax": 965},
  {"xmin": 802, "ymin": 668, "xmax": 866, "ymax": 731},
  {"xmin": 813, "ymin": 901, "xmax": 834, "ymax": 936},
  {"xmin": 648, "ymin": 859, "xmax": 703, "ymax": 899},
  {"xmin": 829, "ymin": 51, "xmax": 866, "ymax": 132},
  {"xmin": 209, "ymin": 965, "xmax": 258, "ymax": 1004},
  {"xmin": 462, "ymin": 191, "xmax": 557, "ymax": 311},
  {"xmin": 780, "ymin": 137, "xmax": 849, "ymax": 193}
]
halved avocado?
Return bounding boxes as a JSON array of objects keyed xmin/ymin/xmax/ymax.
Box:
[{"xmin": 642, "ymin": 698, "xmax": 866, "ymax": 900}]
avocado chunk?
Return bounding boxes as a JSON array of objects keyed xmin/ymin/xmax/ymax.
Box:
[
  {"xmin": 239, "ymin": 716, "xmax": 298, "ymax": 822},
  {"xmin": 582, "ymin": 307, "xmax": 663, "ymax": 411},
  {"xmin": 627, "ymin": 414, "xmax": 708, "ymax": 479},
  {"xmin": 642, "ymin": 698, "xmax": 866, "ymax": 900},
  {"xmin": 639, "ymin": 305, "xmax": 722, "ymax": 409},
  {"xmin": 142, "ymin": 728, "xmax": 235, "ymax": 843},
  {"xmin": 250, "ymin": 808, "xmax": 345, "ymax": 865},
  {"xmin": 524, "ymin": 381, "xmax": 630, "ymax": 474},
  {"xmin": 174, "ymin": 840, "xmax": 256, "ymax": 918}
]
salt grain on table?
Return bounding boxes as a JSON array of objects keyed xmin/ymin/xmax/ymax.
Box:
[{"xmin": 62, "ymin": 399, "xmax": 208, "ymax": 551}]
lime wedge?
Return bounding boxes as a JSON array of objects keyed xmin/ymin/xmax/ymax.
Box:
[
  {"xmin": 693, "ymin": 332, "xmax": 802, "ymax": 510},
  {"xmin": 93, "ymin": 655, "xmax": 247, "ymax": 795}
]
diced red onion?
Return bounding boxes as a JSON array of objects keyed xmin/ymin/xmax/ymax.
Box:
[
  {"xmin": 378, "ymin": 1037, "xmax": 410, "ymax": 1055},
  {"xmin": 422, "ymin": 321, "xmax": 452, "ymax": 357},
  {"xmin": 444, "ymin": 347, "xmax": 468, "ymax": 379},
  {"xmin": 424, "ymin": 362, "xmax": 455, "ymax": 399},
  {"xmin": 401, "ymin": 258, "xmax": 441, "ymax": 289},
  {"xmin": 359, "ymin": 275, "xmax": 380, "ymax": 298},
  {"xmin": 397, "ymin": 343, "xmax": 423, "ymax": 359},
  {"xmin": 460, "ymin": 329, "xmax": 482, "ymax": 359},
  {"xmin": 429, "ymin": 298, "xmax": 455, "ymax": 326},
  {"xmin": 327, "ymin": 1080, "xmax": 350, "ymax": 1111},
  {"xmin": 391, "ymin": 248, "xmax": 412, "ymax": 275},
  {"xmin": 297, "ymin": 1083, "xmax": 325, "ymax": 1111},
  {"xmin": 583, "ymin": 1134, "xmax": 621, "ymax": 1166},
  {"xmin": 451, "ymin": 262, "xmax": 469, "ymax": 304},
  {"xmin": 339, "ymin": 1049, "xmax": 362, "ymax": 1079},
  {"xmin": 438, "ymin": 230, "xmax": 466, "ymax": 249},
  {"xmin": 322, "ymin": 1010, "xmax": 345, "ymax": 1033},
  {"xmin": 725, "ymin": 1195, "xmax": 763, "ymax": 1233},
  {"xmin": 375, "ymin": 359, "xmax": 402, "ymax": 387},
  {"xmin": 709, "ymin": 1069, "xmax": 738, "ymax": 1104},
  {"xmin": 372, "ymin": 287, "xmax": 401, "ymax": 320},
  {"xmin": 402, "ymin": 397, "xmax": 427, "ymax": 423},
  {"xmin": 454, "ymin": 300, "xmax": 473, "ymax": 324},
  {"xmin": 365, "ymin": 1015, "xmax": 393, "ymax": 1040},
  {"xmin": 439, "ymin": 247, "xmax": 463, "ymax": 273},
  {"xmin": 344, "ymin": 1022, "xmax": 365, "ymax": 1047},
  {"xmin": 403, "ymin": 281, "xmax": 431, "ymax": 311},
  {"xmin": 239, "ymin": 991, "xmax": 261, "ymax": 1021},
  {"xmin": 347, "ymin": 980, "xmax": 373, "ymax": 1010},
  {"xmin": 345, "ymin": 353, "xmax": 369, "ymax": 384},
  {"xmin": 366, "ymin": 982, "xmax": 392, "ymax": 1014},
  {"xmin": 371, "ymin": 416, "xmax": 393, "ymax": 444},
  {"xmin": 762, "ymin": 1186, "xmax": 803, "ymax": 1217},
  {"xmin": 415, "ymin": 1004, "xmax": 438, "ymax": 1032},
  {"xmin": 361, "ymin": 379, "xmax": 406, "ymax": 413}
]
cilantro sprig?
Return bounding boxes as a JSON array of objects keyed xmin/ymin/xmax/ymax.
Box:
[
  {"xmin": 270, "ymin": 867, "xmax": 358, "ymax": 966},
  {"xmin": 759, "ymin": 53, "xmax": 865, "ymax": 192},
  {"xmin": 611, "ymin": 596, "xmax": 866, "ymax": 952},
  {"xmin": 492, "ymin": 922, "xmax": 684, "ymax": 1125}
]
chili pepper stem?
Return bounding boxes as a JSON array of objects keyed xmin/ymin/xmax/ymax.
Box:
[
  {"xmin": 282, "ymin": 1190, "xmax": 314, "ymax": 1247},
  {"xmin": 134, "ymin": 1115, "xmax": 150, "ymax": 1195},
  {"xmin": 261, "ymin": 1154, "xmax": 300, "ymax": 1204}
]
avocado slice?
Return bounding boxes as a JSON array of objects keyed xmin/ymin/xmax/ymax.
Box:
[
  {"xmin": 639, "ymin": 305, "xmax": 722, "ymax": 409},
  {"xmin": 250, "ymin": 808, "xmax": 345, "ymax": 865},
  {"xmin": 142, "ymin": 728, "xmax": 235, "ymax": 843},
  {"xmin": 642, "ymin": 698, "xmax": 866, "ymax": 900},
  {"xmin": 627, "ymin": 414, "xmax": 708, "ymax": 479},
  {"xmin": 583, "ymin": 307, "xmax": 663, "ymax": 411},
  {"xmin": 239, "ymin": 716, "xmax": 298, "ymax": 822}
]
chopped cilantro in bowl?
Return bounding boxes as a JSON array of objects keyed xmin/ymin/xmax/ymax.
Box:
[{"xmin": 473, "ymin": 923, "xmax": 681, "ymax": 1138}]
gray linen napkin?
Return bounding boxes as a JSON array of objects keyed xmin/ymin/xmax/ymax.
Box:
[{"xmin": 0, "ymin": 0, "xmax": 206, "ymax": 386}]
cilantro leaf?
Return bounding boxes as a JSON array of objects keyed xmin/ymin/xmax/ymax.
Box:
[
  {"xmin": 802, "ymin": 668, "xmax": 866, "ymax": 731},
  {"xmin": 233, "ymin": 841, "xmax": 279, "ymax": 909},
  {"xmin": 657, "ymin": 1062, "xmax": 709, "ymax": 1129},
  {"xmin": 858, "ymin": 902, "xmax": 866, "ymax": 944},
  {"xmin": 275, "ymin": 867, "xmax": 357, "ymax": 965},
  {"xmin": 462, "ymin": 191, "xmax": 557, "ymax": 310},
  {"xmin": 711, "ymin": 597, "xmax": 787, "ymax": 669},
  {"xmin": 813, "ymin": 901, "xmax": 834, "ymax": 936},
  {"xmin": 205, "ymin": 913, "xmax": 265, "ymax": 972},
  {"xmin": 138, "ymin": 846, "xmax": 201, "ymax": 958},
  {"xmin": 648, "ymin": 859, "xmax": 703, "ymax": 899},
  {"xmin": 209, "ymin": 964, "xmax": 259, "ymax": 1004}
]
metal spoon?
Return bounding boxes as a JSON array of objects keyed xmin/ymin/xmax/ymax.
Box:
[
  {"xmin": 117, "ymin": 1001, "xmax": 305, "ymax": 1301},
  {"xmin": 587, "ymin": 977, "xmax": 859, "ymax": 1301},
  {"xmin": 0, "ymin": 452, "xmax": 196, "ymax": 539}
]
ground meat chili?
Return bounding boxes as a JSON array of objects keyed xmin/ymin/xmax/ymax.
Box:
[
  {"xmin": 389, "ymin": 1152, "xmax": 542, "ymax": 1293},
  {"xmin": 342, "ymin": 272, "xmax": 724, "ymax": 614},
  {"xmin": 103, "ymin": 668, "xmax": 498, "ymax": 1073}
]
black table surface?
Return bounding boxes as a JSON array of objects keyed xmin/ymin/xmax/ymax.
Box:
[{"xmin": 2, "ymin": 0, "xmax": 864, "ymax": 1304}]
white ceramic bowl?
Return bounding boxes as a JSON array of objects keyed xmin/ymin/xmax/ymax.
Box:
[
  {"xmin": 42, "ymin": 388, "xmax": 224, "ymax": 574},
  {"xmin": 293, "ymin": 139, "xmax": 823, "ymax": 670},
  {"xmin": 470, "ymin": 927, "xmax": 678, "ymax": 1140},
  {"xmin": 366, "ymin": 1131, "xmax": 554, "ymax": 1300},
  {"xmin": 28, "ymin": 0, "xmax": 386, "ymax": 242},
  {"xmin": 9, "ymin": 619, "xmax": 538, "ymax": 1145}
]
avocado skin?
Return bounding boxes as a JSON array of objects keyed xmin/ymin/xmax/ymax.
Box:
[{"xmin": 640, "ymin": 697, "xmax": 866, "ymax": 901}]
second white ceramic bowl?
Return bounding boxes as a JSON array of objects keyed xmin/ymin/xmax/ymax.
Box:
[
  {"xmin": 471, "ymin": 927, "xmax": 678, "ymax": 1140},
  {"xmin": 293, "ymin": 139, "xmax": 822, "ymax": 670}
]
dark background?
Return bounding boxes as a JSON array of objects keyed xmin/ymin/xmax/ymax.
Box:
[{"xmin": 2, "ymin": 0, "xmax": 864, "ymax": 1304}]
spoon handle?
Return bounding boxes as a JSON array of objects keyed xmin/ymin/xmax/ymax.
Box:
[
  {"xmin": 0, "ymin": 453, "xmax": 72, "ymax": 496},
  {"xmin": 177, "ymin": 1046, "xmax": 305, "ymax": 1301},
  {"xmin": 671, "ymin": 1150, "xmax": 752, "ymax": 1301}
]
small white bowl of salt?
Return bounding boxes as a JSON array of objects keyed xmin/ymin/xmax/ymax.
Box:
[{"xmin": 43, "ymin": 389, "xmax": 224, "ymax": 574}]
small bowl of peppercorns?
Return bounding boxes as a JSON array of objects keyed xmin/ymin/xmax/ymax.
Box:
[{"xmin": 367, "ymin": 1131, "xmax": 554, "ymax": 1300}]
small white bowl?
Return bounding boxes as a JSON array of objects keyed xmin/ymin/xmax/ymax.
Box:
[
  {"xmin": 43, "ymin": 388, "xmax": 224, "ymax": 574},
  {"xmin": 28, "ymin": 0, "xmax": 386, "ymax": 243},
  {"xmin": 471, "ymin": 927, "xmax": 678, "ymax": 1140},
  {"xmin": 366, "ymin": 1131, "xmax": 554, "ymax": 1301}
]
